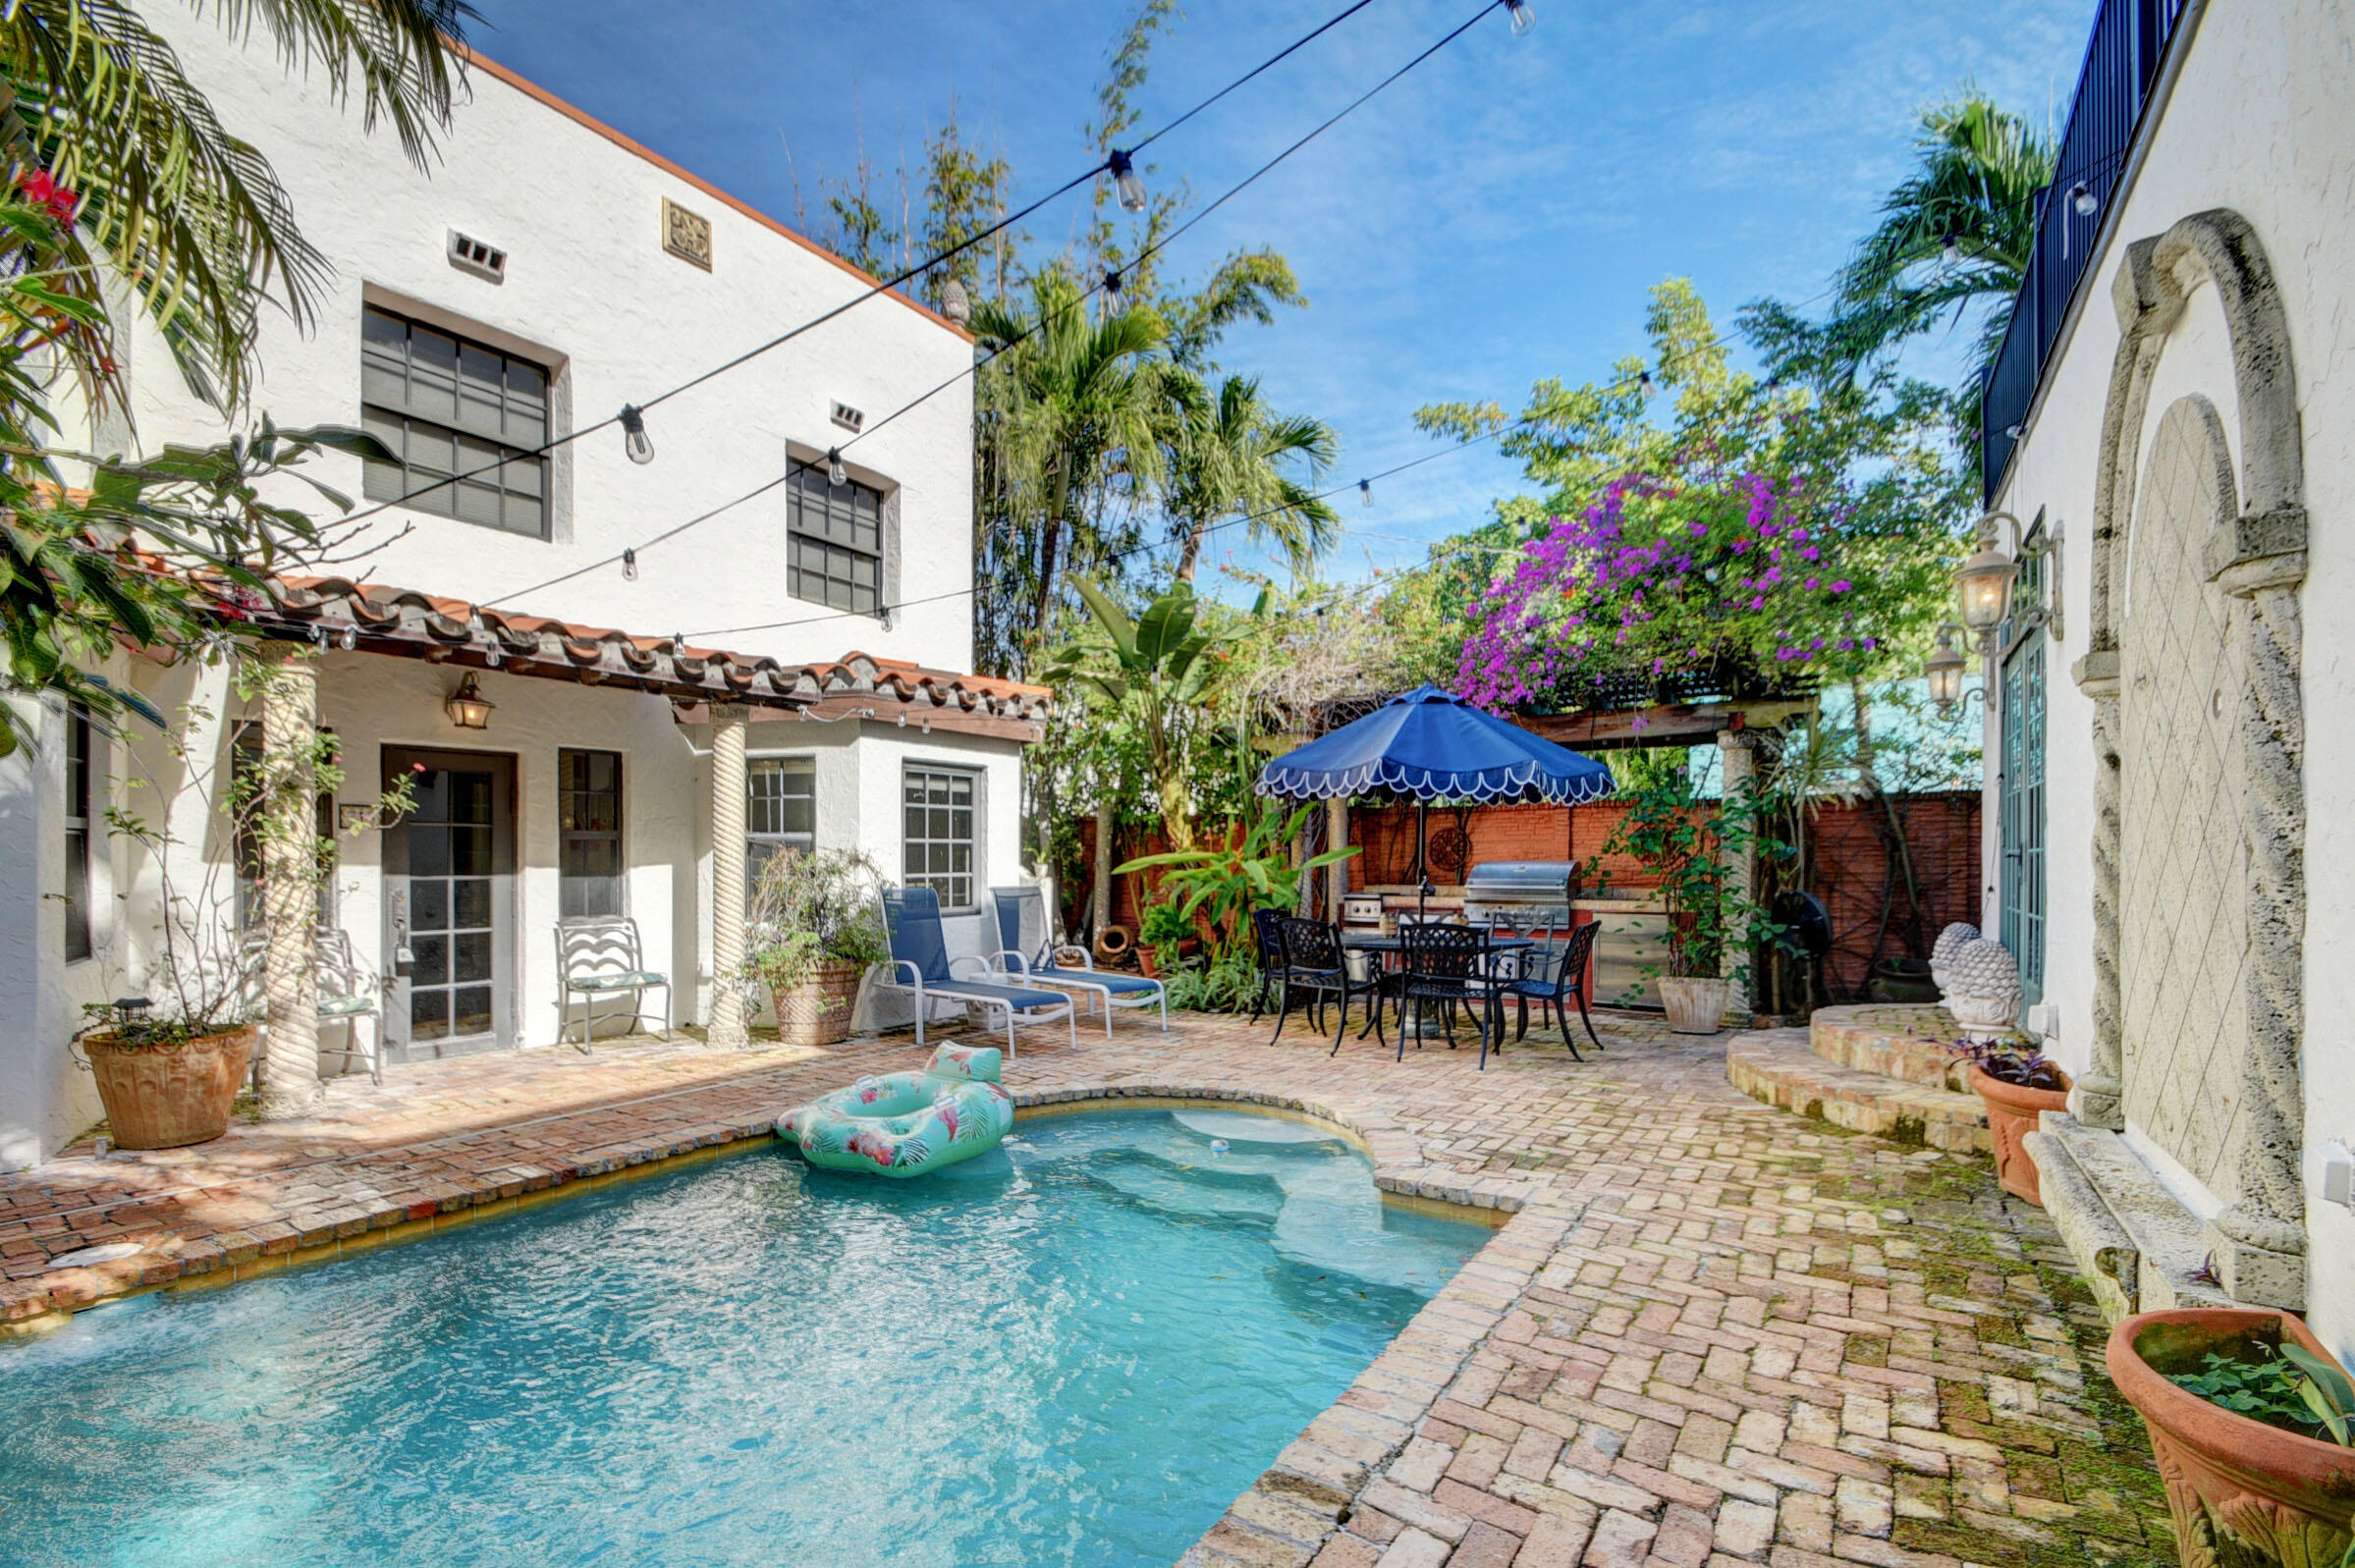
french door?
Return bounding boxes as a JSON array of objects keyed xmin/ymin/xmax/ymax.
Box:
[
  {"xmin": 383, "ymin": 748, "xmax": 517, "ymax": 1057},
  {"xmin": 1999, "ymin": 632, "xmax": 2047, "ymax": 1013}
]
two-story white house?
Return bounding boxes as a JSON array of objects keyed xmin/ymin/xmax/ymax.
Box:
[
  {"xmin": 0, "ymin": 30, "xmax": 1046, "ymax": 1167},
  {"xmin": 1956, "ymin": 0, "xmax": 2354, "ymax": 1362}
]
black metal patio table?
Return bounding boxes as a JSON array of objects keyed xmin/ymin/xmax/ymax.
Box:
[{"xmin": 1342, "ymin": 931, "xmax": 1533, "ymax": 1060}]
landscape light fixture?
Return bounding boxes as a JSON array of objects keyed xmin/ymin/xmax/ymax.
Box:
[
  {"xmin": 619, "ymin": 404, "xmax": 654, "ymax": 465},
  {"xmin": 1108, "ymin": 149, "xmax": 1147, "ymax": 213},
  {"xmin": 827, "ymin": 448, "xmax": 849, "ymax": 487},
  {"xmin": 445, "ymin": 673, "xmax": 494, "ymax": 730},
  {"xmin": 1505, "ymin": 0, "xmax": 1534, "ymax": 33},
  {"xmin": 623, "ymin": 547, "xmax": 639, "ymax": 581},
  {"xmin": 1359, "ymin": 478, "xmax": 1374, "ymax": 507},
  {"xmin": 2069, "ymin": 181, "xmax": 2098, "ymax": 218}
]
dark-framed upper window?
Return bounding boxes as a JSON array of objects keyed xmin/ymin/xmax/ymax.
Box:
[
  {"xmin": 558, "ymin": 749, "xmax": 624, "ymax": 920},
  {"xmin": 903, "ymin": 767, "xmax": 975, "ymax": 911},
  {"xmin": 63, "ymin": 705, "xmax": 91, "ymax": 961},
  {"xmin": 360, "ymin": 304, "xmax": 551, "ymax": 538},
  {"xmin": 747, "ymin": 756, "xmax": 815, "ymax": 883},
  {"xmin": 786, "ymin": 465, "xmax": 882, "ymax": 615}
]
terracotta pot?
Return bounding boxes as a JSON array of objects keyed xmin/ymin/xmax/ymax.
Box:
[
  {"xmin": 1658, "ymin": 976, "xmax": 1731, "ymax": 1035},
  {"xmin": 1965, "ymin": 1061, "xmax": 2070, "ymax": 1205},
  {"xmin": 1138, "ymin": 946, "xmax": 1165, "ymax": 980},
  {"xmin": 2107, "ymin": 1309, "xmax": 2355, "ymax": 1568},
  {"xmin": 82, "ymin": 1024, "xmax": 256, "ymax": 1150},
  {"xmin": 769, "ymin": 958, "xmax": 865, "ymax": 1048}
]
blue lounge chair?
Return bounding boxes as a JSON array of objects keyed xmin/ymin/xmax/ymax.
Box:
[
  {"xmin": 878, "ymin": 887, "xmax": 1074, "ymax": 1058},
  {"xmin": 992, "ymin": 885, "xmax": 1168, "ymax": 1039}
]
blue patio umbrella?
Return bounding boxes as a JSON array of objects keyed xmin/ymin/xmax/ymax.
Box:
[{"xmin": 1256, "ymin": 684, "xmax": 1614, "ymax": 914}]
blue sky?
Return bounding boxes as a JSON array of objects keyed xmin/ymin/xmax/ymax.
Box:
[{"xmin": 467, "ymin": 0, "xmax": 2087, "ymax": 586}]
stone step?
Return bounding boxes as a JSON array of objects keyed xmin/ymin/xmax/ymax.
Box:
[
  {"xmin": 1727, "ymin": 1027, "xmax": 1992, "ymax": 1153},
  {"xmin": 1807, "ymin": 1003, "xmax": 1991, "ymax": 1091}
]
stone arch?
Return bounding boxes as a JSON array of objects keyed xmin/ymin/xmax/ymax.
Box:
[{"xmin": 2073, "ymin": 208, "xmax": 2307, "ymax": 1308}]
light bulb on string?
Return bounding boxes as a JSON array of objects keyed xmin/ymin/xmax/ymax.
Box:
[
  {"xmin": 623, "ymin": 547, "xmax": 639, "ymax": 581},
  {"xmin": 339, "ymin": 625, "xmax": 356, "ymax": 650},
  {"xmin": 1358, "ymin": 478, "xmax": 1373, "ymax": 508},
  {"xmin": 827, "ymin": 448, "xmax": 849, "ymax": 487},
  {"xmin": 1107, "ymin": 149, "xmax": 1147, "ymax": 213},
  {"xmin": 1942, "ymin": 231, "xmax": 1960, "ymax": 264},
  {"xmin": 1102, "ymin": 267, "xmax": 1124, "ymax": 299},
  {"xmin": 2069, "ymin": 181, "xmax": 2097, "ymax": 218},
  {"xmin": 1505, "ymin": 0, "xmax": 1534, "ymax": 33},
  {"xmin": 619, "ymin": 405, "xmax": 654, "ymax": 465},
  {"xmin": 1638, "ymin": 370, "xmax": 1659, "ymax": 400}
]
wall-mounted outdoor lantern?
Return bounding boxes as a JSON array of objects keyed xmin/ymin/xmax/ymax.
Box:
[
  {"xmin": 1923, "ymin": 624, "xmax": 1975, "ymax": 715},
  {"xmin": 445, "ymin": 672, "xmax": 494, "ymax": 730},
  {"xmin": 1953, "ymin": 510, "xmax": 2061, "ymax": 647}
]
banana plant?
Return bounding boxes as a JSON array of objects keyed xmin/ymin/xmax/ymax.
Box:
[
  {"xmin": 1043, "ymin": 574, "xmax": 1263, "ymax": 852},
  {"xmin": 1115, "ymin": 799, "xmax": 1357, "ymax": 957}
]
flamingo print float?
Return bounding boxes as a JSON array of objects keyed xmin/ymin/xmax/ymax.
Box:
[{"xmin": 776, "ymin": 1044, "xmax": 1014, "ymax": 1177}]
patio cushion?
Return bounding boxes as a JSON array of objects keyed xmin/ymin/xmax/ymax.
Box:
[
  {"xmin": 931, "ymin": 978, "xmax": 1066, "ymax": 1012},
  {"xmin": 567, "ymin": 970, "xmax": 667, "ymax": 992},
  {"xmin": 318, "ymin": 995, "xmax": 377, "ymax": 1016},
  {"xmin": 1042, "ymin": 964, "xmax": 1160, "ymax": 996}
]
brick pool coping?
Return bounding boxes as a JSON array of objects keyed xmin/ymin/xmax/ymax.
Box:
[{"xmin": 0, "ymin": 1013, "xmax": 2172, "ymax": 1568}]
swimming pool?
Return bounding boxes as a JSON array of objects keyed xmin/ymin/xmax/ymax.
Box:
[{"xmin": 1, "ymin": 1108, "xmax": 1485, "ymax": 1567}]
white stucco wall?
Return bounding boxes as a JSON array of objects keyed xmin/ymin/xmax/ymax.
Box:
[{"xmin": 1987, "ymin": 0, "xmax": 2355, "ymax": 1355}]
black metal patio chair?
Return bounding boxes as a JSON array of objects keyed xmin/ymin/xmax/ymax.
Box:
[
  {"xmin": 1264, "ymin": 917, "xmax": 1383, "ymax": 1053},
  {"xmin": 1247, "ymin": 906, "xmax": 1289, "ymax": 1022},
  {"xmin": 1393, "ymin": 922, "xmax": 1508, "ymax": 1068},
  {"xmin": 1499, "ymin": 920, "xmax": 1605, "ymax": 1059}
]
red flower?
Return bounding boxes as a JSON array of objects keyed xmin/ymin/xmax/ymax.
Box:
[{"xmin": 18, "ymin": 169, "xmax": 79, "ymax": 225}]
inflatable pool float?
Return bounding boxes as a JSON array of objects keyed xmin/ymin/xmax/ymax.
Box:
[{"xmin": 775, "ymin": 1043, "xmax": 1014, "ymax": 1177}]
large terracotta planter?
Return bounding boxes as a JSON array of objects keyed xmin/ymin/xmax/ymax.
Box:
[
  {"xmin": 1658, "ymin": 976, "xmax": 1731, "ymax": 1035},
  {"xmin": 82, "ymin": 1024, "xmax": 256, "ymax": 1150},
  {"xmin": 2107, "ymin": 1309, "xmax": 2355, "ymax": 1568},
  {"xmin": 1965, "ymin": 1061, "xmax": 2070, "ymax": 1205},
  {"xmin": 769, "ymin": 959, "xmax": 865, "ymax": 1048}
]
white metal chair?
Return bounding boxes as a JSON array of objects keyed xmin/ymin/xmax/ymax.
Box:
[
  {"xmin": 555, "ymin": 918, "xmax": 674, "ymax": 1051},
  {"xmin": 240, "ymin": 927, "xmax": 385, "ymax": 1087}
]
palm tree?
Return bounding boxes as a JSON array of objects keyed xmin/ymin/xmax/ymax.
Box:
[
  {"xmin": 1748, "ymin": 95, "xmax": 2054, "ymax": 388},
  {"xmin": 970, "ymin": 269, "xmax": 1171, "ymax": 671},
  {"xmin": 2, "ymin": 1, "xmax": 470, "ymax": 408},
  {"xmin": 1164, "ymin": 371, "xmax": 1337, "ymax": 584}
]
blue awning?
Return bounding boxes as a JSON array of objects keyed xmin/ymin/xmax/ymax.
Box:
[{"xmin": 1256, "ymin": 685, "xmax": 1613, "ymax": 804}]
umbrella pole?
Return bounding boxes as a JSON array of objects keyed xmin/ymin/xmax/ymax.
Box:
[{"xmin": 1417, "ymin": 797, "xmax": 1432, "ymax": 922}]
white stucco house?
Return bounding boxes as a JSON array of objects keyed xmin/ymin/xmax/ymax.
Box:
[
  {"xmin": 0, "ymin": 31, "xmax": 1046, "ymax": 1167},
  {"xmin": 1958, "ymin": 0, "xmax": 2354, "ymax": 1359}
]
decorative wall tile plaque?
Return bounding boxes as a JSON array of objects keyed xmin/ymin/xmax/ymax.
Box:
[{"xmin": 663, "ymin": 198, "xmax": 713, "ymax": 271}]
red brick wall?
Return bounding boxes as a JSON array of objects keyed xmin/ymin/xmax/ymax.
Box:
[{"xmin": 1072, "ymin": 790, "xmax": 1982, "ymax": 1000}]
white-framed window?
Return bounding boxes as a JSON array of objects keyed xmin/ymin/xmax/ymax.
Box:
[
  {"xmin": 558, "ymin": 749, "xmax": 624, "ymax": 920},
  {"xmin": 786, "ymin": 465, "xmax": 883, "ymax": 615},
  {"xmin": 360, "ymin": 303, "xmax": 551, "ymax": 537},
  {"xmin": 747, "ymin": 755, "xmax": 816, "ymax": 879},
  {"xmin": 903, "ymin": 767, "xmax": 976, "ymax": 910},
  {"xmin": 63, "ymin": 705, "xmax": 91, "ymax": 961}
]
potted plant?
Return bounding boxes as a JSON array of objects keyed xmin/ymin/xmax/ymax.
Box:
[
  {"xmin": 738, "ymin": 849, "xmax": 892, "ymax": 1047},
  {"xmin": 2107, "ymin": 1308, "xmax": 2355, "ymax": 1568},
  {"xmin": 81, "ymin": 667, "xmax": 413, "ymax": 1146},
  {"xmin": 1594, "ymin": 771, "xmax": 1789, "ymax": 1034},
  {"xmin": 1136, "ymin": 895, "xmax": 1194, "ymax": 980},
  {"xmin": 1959, "ymin": 1039, "xmax": 2070, "ymax": 1205}
]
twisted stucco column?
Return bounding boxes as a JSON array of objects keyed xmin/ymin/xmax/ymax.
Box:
[
  {"xmin": 1717, "ymin": 730, "xmax": 1763, "ymax": 1021},
  {"xmin": 257, "ymin": 644, "xmax": 322, "ymax": 1117},
  {"xmin": 2072, "ymin": 657, "xmax": 2126, "ymax": 1130},
  {"xmin": 706, "ymin": 705, "xmax": 750, "ymax": 1047}
]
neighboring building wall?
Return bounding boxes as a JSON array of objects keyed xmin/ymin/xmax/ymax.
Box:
[{"xmin": 1987, "ymin": 0, "xmax": 2355, "ymax": 1349}]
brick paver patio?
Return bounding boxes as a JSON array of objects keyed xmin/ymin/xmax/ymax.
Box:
[{"xmin": 0, "ymin": 1009, "xmax": 2170, "ymax": 1568}]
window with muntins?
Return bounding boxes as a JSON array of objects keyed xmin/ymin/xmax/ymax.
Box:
[
  {"xmin": 558, "ymin": 750, "xmax": 624, "ymax": 920},
  {"xmin": 786, "ymin": 466, "xmax": 882, "ymax": 615},
  {"xmin": 903, "ymin": 767, "xmax": 975, "ymax": 910},
  {"xmin": 63, "ymin": 706, "xmax": 91, "ymax": 961},
  {"xmin": 360, "ymin": 304, "xmax": 550, "ymax": 537},
  {"xmin": 747, "ymin": 756, "xmax": 816, "ymax": 881}
]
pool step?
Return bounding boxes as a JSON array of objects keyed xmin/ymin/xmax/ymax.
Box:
[{"xmin": 1726, "ymin": 1027, "xmax": 1991, "ymax": 1152}]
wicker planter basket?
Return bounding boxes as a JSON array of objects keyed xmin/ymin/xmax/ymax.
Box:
[
  {"xmin": 82, "ymin": 1023, "xmax": 257, "ymax": 1150},
  {"xmin": 769, "ymin": 959, "xmax": 865, "ymax": 1048}
]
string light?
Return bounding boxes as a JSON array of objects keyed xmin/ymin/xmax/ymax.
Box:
[
  {"xmin": 1505, "ymin": 0, "xmax": 1534, "ymax": 33},
  {"xmin": 339, "ymin": 625, "xmax": 356, "ymax": 650},
  {"xmin": 1108, "ymin": 149, "xmax": 1148, "ymax": 212},
  {"xmin": 1102, "ymin": 267, "xmax": 1124, "ymax": 298},
  {"xmin": 827, "ymin": 448, "xmax": 849, "ymax": 487},
  {"xmin": 622, "ymin": 547, "xmax": 638, "ymax": 581},
  {"xmin": 2069, "ymin": 181, "xmax": 2097, "ymax": 218},
  {"xmin": 1358, "ymin": 478, "xmax": 1373, "ymax": 507},
  {"xmin": 1941, "ymin": 231, "xmax": 1960, "ymax": 264},
  {"xmin": 619, "ymin": 405, "xmax": 654, "ymax": 465},
  {"xmin": 1638, "ymin": 370, "xmax": 1659, "ymax": 400}
]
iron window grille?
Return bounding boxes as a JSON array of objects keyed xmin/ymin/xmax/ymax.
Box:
[
  {"xmin": 785, "ymin": 465, "xmax": 883, "ymax": 616},
  {"xmin": 903, "ymin": 767, "xmax": 976, "ymax": 910},
  {"xmin": 360, "ymin": 304, "xmax": 551, "ymax": 538},
  {"xmin": 558, "ymin": 749, "xmax": 624, "ymax": 920}
]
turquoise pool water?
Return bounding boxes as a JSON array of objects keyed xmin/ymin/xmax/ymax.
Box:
[{"xmin": 0, "ymin": 1108, "xmax": 1485, "ymax": 1567}]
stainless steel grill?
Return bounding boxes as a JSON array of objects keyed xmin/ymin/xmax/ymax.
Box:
[{"xmin": 1461, "ymin": 862, "xmax": 1581, "ymax": 928}]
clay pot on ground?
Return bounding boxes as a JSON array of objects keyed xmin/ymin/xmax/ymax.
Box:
[
  {"xmin": 769, "ymin": 958, "xmax": 865, "ymax": 1048},
  {"xmin": 1965, "ymin": 1060, "xmax": 2071, "ymax": 1205},
  {"xmin": 2106, "ymin": 1309, "xmax": 2355, "ymax": 1568},
  {"xmin": 82, "ymin": 1024, "xmax": 257, "ymax": 1149},
  {"xmin": 1658, "ymin": 976, "xmax": 1732, "ymax": 1035},
  {"xmin": 1869, "ymin": 955, "xmax": 1943, "ymax": 1003}
]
